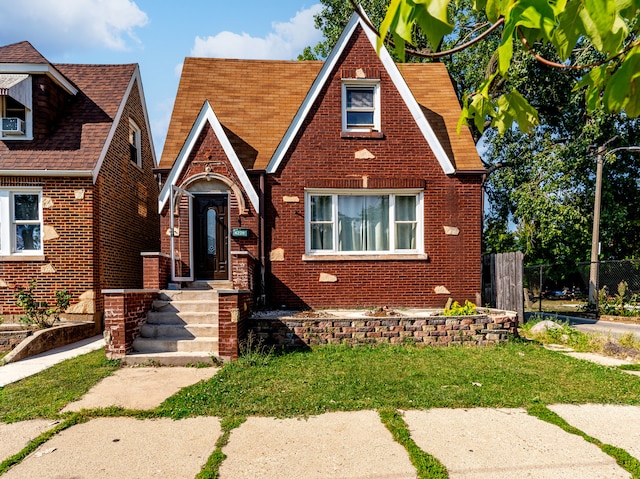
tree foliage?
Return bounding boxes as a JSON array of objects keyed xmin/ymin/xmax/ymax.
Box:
[{"xmin": 379, "ymin": 0, "xmax": 640, "ymax": 132}]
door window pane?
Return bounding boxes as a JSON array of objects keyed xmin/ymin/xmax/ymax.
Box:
[{"xmin": 207, "ymin": 208, "xmax": 216, "ymax": 254}]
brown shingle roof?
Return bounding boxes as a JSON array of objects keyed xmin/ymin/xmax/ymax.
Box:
[
  {"xmin": 0, "ymin": 41, "xmax": 48, "ymax": 64},
  {"xmin": 399, "ymin": 63, "xmax": 483, "ymax": 172},
  {"xmin": 161, "ymin": 57, "xmax": 482, "ymax": 173},
  {"xmin": 160, "ymin": 58, "xmax": 323, "ymax": 170},
  {"xmin": 0, "ymin": 58, "xmax": 136, "ymax": 172}
]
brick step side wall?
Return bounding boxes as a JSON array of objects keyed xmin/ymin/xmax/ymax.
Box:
[{"xmin": 250, "ymin": 314, "xmax": 518, "ymax": 350}]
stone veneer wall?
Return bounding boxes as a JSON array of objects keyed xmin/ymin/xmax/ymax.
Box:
[{"xmin": 250, "ymin": 312, "xmax": 518, "ymax": 350}]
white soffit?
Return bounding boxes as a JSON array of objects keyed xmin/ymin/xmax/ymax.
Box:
[{"xmin": 0, "ymin": 74, "xmax": 32, "ymax": 109}]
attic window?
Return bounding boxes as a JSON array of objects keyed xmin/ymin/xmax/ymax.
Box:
[
  {"xmin": 129, "ymin": 119, "xmax": 142, "ymax": 167},
  {"xmin": 342, "ymin": 80, "xmax": 380, "ymax": 133}
]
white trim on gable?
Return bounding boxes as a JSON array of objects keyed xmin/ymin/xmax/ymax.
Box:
[
  {"xmin": 265, "ymin": 11, "xmax": 455, "ymax": 176},
  {"xmin": 92, "ymin": 66, "xmax": 158, "ymax": 183},
  {"xmin": 158, "ymin": 101, "xmax": 260, "ymax": 214},
  {"xmin": 0, "ymin": 63, "xmax": 78, "ymax": 96}
]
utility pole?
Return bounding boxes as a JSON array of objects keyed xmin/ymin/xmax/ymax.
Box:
[
  {"xmin": 588, "ymin": 147, "xmax": 604, "ymax": 307},
  {"xmin": 588, "ymin": 144, "xmax": 640, "ymax": 310}
]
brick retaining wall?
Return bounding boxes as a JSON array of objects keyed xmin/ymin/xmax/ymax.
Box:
[
  {"xmin": 103, "ymin": 290, "xmax": 158, "ymax": 359},
  {"xmin": 250, "ymin": 312, "xmax": 518, "ymax": 350}
]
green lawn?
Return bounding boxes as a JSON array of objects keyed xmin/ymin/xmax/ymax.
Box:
[{"xmin": 158, "ymin": 341, "xmax": 640, "ymax": 419}]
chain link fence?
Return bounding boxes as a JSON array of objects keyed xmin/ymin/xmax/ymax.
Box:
[{"xmin": 523, "ymin": 260, "xmax": 640, "ymax": 314}]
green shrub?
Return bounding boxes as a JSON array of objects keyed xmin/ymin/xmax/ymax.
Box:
[
  {"xmin": 14, "ymin": 280, "xmax": 71, "ymax": 328},
  {"xmin": 443, "ymin": 300, "xmax": 477, "ymax": 316}
]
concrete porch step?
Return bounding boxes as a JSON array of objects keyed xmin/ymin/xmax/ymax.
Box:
[
  {"xmin": 152, "ymin": 299, "xmax": 218, "ymax": 313},
  {"xmin": 140, "ymin": 323, "xmax": 218, "ymax": 339},
  {"xmin": 123, "ymin": 352, "xmax": 221, "ymax": 366},
  {"xmin": 158, "ymin": 289, "xmax": 219, "ymax": 302},
  {"xmin": 132, "ymin": 336, "xmax": 219, "ymax": 354},
  {"xmin": 147, "ymin": 311, "xmax": 219, "ymax": 325}
]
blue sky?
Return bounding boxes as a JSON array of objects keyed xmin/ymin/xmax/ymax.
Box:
[{"xmin": 0, "ymin": 0, "xmax": 324, "ymax": 156}]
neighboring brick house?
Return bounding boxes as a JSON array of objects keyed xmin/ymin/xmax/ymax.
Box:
[
  {"xmin": 0, "ymin": 41, "xmax": 159, "ymax": 328},
  {"xmin": 156, "ymin": 12, "xmax": 484, "ymax": 310}
]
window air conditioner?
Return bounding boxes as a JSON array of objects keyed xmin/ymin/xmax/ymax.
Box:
[{"xmin": 1, "ymin": 117, "xmax": 25, "ymax": 135}]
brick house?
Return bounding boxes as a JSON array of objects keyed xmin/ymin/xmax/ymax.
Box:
[
  {"xmin": 154, "ymin": 12, "xmax": 484, "ymax": 311},
  {"xmin": 0, "ymin": 41, "xmax": 159, "ymax": 330}
]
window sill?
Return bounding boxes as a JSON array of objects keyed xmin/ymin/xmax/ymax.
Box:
[
  {"xmin": 0, "ymin": 254, "xmax": 45, "ymax": 262},
  {"xmin": 302, "ymin": 253, "xmax": 428, "ymax": 261},
  {"xmin": 341, "ymin": 131, "xmax": 385, "ymax": 139}
]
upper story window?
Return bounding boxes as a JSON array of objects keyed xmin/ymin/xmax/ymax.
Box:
[
  {"xmin": 342, "ymin": 80, "xmax": 380, "ymax": 133},
  {"xmin": 306, "ymin": 190, "xmax": 422, "ymax": 256},
  {"xmin": 0, "ymin": 189, "xmax": 42, "ymax": 256},
  {"xmin": 129, "ymin": 119, "xmax": 142, "ymax": 167},
  {"xmin": 0, "ymin": 74, "xmax": 32, "ymax": 140}
]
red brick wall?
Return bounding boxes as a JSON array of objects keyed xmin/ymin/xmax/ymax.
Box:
[
  {"xmin": 218, "ymin": 291, "xmax": 254, "ymax": 359},
  {"xmin": 95, "ymin": 78, "xmax": 160, "ymax": 301},
  {"xmin": 0, "ymin": 176, "xmax": 96, "ymax": 318},
  {"xmin": 264, "ymin": 27, "xmax": 482, "ymax": 309}
]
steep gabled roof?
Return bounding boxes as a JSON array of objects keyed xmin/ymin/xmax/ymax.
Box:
[
  {"xmin": 160, "ymin": 58, "xmax": 322, "ymax": 170},
  {"xmin": 160, "ymin": 13, "xmax": 482, "ymax": 175},
  {"xmin": 0, "ymin": 42, "xmax": 156, "ymax": 180}
]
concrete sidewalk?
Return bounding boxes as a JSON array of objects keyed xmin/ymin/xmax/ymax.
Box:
[
  {"xmin": 0, "ymin": 335, "xmax": 104, "ymax": 387},
  {"xmin": 2, "ymin": 404, "xmax": 640, "ymax": 478}
]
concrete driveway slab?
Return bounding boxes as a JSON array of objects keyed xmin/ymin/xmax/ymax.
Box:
[
  {"xmin": 219, "ymin": 410, "xmax": 416, "ymax": 479},
  {"xmin": 2, "ymin": 417, "xmax": 221, "ymax": 479},
  {"xmin": 0, "ymin": 419, "xmax": 57, "ymax": 462},
  {"xmin": 403, "ymin": 408, "xmax": 629, "ymax": 479},
  {"xmin": 61, "ymin": 366, "xmax": 219, "ymax": 411},
  {"xmin": 549, "ymin": 404, "xmax": 640, "ymax": 461}
]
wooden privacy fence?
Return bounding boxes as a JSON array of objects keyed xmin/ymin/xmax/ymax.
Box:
[{"xmin": 483, "ymin": 252, "xmax": 524, "ymax": 323}]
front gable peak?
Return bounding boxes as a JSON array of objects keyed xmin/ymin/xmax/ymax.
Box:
[
  {"xmin": 158, "ymin": 101, "xmax": 260, "ymax": 214},
  {"xmin": 265, "ymin": 11, "xmax": 456, "ymax": 175}
]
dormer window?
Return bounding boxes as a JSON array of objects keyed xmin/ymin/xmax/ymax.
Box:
[
  {"xmin": 0, "ymin": 74, "xmax": 32, "ymax": 140},
  {"xmin": 342, "ymin": 80, "xmax": 380, "ymax": 132},
  {"xmin": 129, "ymin": 119, "xmax": 142, "ymax": 167}
]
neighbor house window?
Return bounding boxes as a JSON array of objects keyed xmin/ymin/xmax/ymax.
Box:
[
  {"xmin": 0, "ymin": 74, "xmax": 32, "ymax": 140},
  {"xmin": 129, "ymin": 119, "xmax": 142, "ymax": 167},
  {"xmin": 342, "ymin": 81, "xmax": 380, "ymax": 132},
  {"xmin": 306, "ymin": 191, "xmax": 422, "ymax": 255},
  {"xmin": 0, "ymin": 189, "xmax": 42, "ymax": 255}
]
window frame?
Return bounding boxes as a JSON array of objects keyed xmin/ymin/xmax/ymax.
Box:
[
  {"xmin": 305, "ymin": 189, "xmax": 423, "ymax": 257},
  {"xmin": 128, "ymin": 119, "xmax": 142, "ymax": 167},
  {"xmin": 341, "ymin": 80, "xmax": 381, "ymax": 133},
  {"xmin": 0, "ymin": 188, "xmax": 43, "ymax": 256}
]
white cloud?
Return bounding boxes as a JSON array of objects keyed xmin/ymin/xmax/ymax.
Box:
[
  {"xmin": 0, "ymin": 0, "xmax": 148, "ymax": 52},
  {"xmin": 190, "ymin": 4, "xmax": 323, "ymax": 60}
]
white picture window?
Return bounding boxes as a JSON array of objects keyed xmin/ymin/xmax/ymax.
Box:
[
  {"xmin": 129, "ymin": 119, "xmax": 142, "ymax": 167},
  {"xmin": 0, "ymin": 189, "xmax": 43, "ymax": 255},
  {"xmin": 306, "ymin": 190, "xmax": 422, "ymax": 255},
  {"xmin": 342, "ymin": 81, "xmax": 380, "ymax": 132}
]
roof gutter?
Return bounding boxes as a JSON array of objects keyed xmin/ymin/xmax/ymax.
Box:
[{"xmin": 0, "ymin": 169, "xmax": 93, "ymax": 177}]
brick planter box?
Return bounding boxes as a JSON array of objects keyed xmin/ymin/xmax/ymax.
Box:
[{"xmin": 250, "ymin": 311, "xmax": 518, "ymax": 350}]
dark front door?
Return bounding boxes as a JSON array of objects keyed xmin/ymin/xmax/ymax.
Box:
[{"xmin": 193, "ymin": 194, "xmax": 229, "ymax": 280}]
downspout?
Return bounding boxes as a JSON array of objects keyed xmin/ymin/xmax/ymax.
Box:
[{"xmin": 259, "ymin": 171, "xmax": 266, "ymax": 306}]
